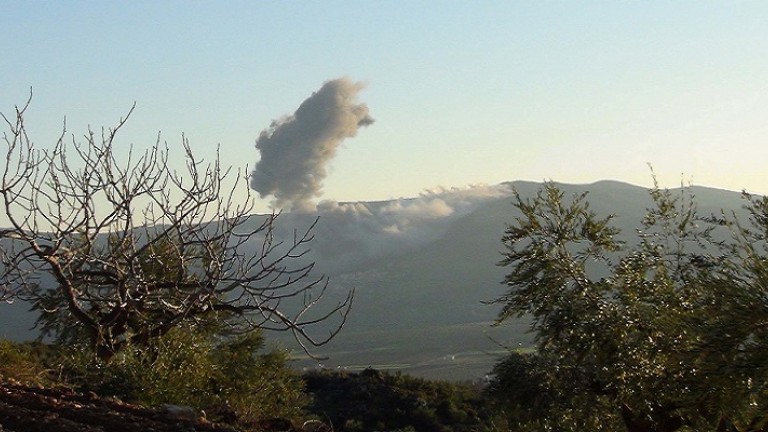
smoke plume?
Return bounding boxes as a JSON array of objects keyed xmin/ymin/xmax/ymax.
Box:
[
  {"xmin": 270, "ymin": 184, "xmax": 514, "ymax": 274},
  {"xmin": 250, "ymin": 77, "xmax": 374, "ymax": 211}
]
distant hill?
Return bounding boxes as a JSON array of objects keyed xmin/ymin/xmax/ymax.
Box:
[
  {"xmin": 0, "ymin": 180, "xmax": 752, "ymax": 380},
  {"xmin": 270, "ymin": 180, "xmax": 750, "ymax": 379}
]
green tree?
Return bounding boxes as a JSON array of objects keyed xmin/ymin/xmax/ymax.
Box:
[{"xmin": 489, "ymin": 181, "xmax": 768, "ymax": 431}]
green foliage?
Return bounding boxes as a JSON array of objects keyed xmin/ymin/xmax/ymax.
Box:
[
  {"xmin": 0, "ymin": 339, "xmax": 52, "ymax": 385},
  {"xmin": 56, "ymin": 325, "xmax": 307, "ymax": 425},
  {"xmin": 489, "ymin": 180, "xmax": 768, "ymax": 431},
  {"xmin": 304, "ymin": 368, "xmax": 493, "ymax": 432},
  {"xmin": 484, "ymin": 351, "xmax": 554, "ymax": 430},
  {"xmin": 209, "ymin": 332, "xmax": 308, "ymax": 422}
]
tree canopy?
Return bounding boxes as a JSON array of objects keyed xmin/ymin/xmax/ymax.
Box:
[{"xmin": 489, "ymin": 180, "xmax": 768, "ymax": 431}]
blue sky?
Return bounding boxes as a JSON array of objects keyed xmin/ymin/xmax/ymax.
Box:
[{"xmin": 3, "ymin": 1, "xmax": 768, "ymax": 212}]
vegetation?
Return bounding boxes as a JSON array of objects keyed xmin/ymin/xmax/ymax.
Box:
[
  {"xmin": 488, "ymin": 180, "xmax": 768, "ymax": 431},
  {"xmin": 57, "ymin": 326, "xmax": 308, "ymax": 425},
  {"xmin": 0, "ymin": 96, "xmax": 352, "ymax": 361},
  {"xmin": 4, "ymin": 177, "xmax": 768, "ymax": 431},
  {"xmin": 0, "ymin": 339, "xmax": 52, "ymax": 385},
  {"xmin": 5, "ymin": 95, "xmax": 768, "ymax": 432},
  {"xmin": 304, "ymin": 368, "xmax": 494, "ymax": 432},
  {"xmin": 0, "ymin": 335, "xmax": 507, "ymax": 431},
  {"xmin": 0, "ymin": 330, "xmax": 307, "ymax": 428}
]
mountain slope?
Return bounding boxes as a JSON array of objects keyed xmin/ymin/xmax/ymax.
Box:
[
  {"xmin": 0, "ymin": 181, "xmax": 752, "ymax": 380},
  {"xmin": 280, "ymin": 181, "xmax": 751, "ymax": 379}
]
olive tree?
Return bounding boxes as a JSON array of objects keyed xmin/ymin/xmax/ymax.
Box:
[
  {"xmin": 490, "ymin": 180, "xmax": 768, "ymax": 431},
  {"xmin": 0, "ymin": 95, "xmax": 352, "ymax": 361}
]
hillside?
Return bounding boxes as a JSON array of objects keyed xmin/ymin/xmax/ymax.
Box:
[
  {"xmin": 270, "ymin": 180, "xmax": 751, "ymax": 379},
  {"xmin": 0, "ymin": 180, "xmax": 752, "ymax": 380}
]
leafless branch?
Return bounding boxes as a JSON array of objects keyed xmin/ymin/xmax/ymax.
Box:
[{"xmin": 0, "ymin": 96, "xmax": 351, "ymax": 361}]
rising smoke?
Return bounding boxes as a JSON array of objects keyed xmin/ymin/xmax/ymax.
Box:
[
  {"xmin": 249, "ymin": 78, "xmax": 512, "ymax": 274},
  {"xmin": 250, "ymin": 77, "xmax": 374, "ymax": 211},
  {"xmin": 270, "ymin": 184, "xmax": 514, "ymax": 274}
]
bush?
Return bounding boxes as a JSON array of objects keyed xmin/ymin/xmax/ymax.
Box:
[
  {"xmin": 304, "ymin": 368, "xmax": 493, "ymax": 432},
  {"xmin": 56, "ymin": 325, "xmax": 307, "ymax": 425},
  {"xmin": 0, "ymin": 339, "xmax": 52, "ymax": 385},
  {"xmin": 209, "ymin": 332, "xmax": 308, "ymax": 422}
]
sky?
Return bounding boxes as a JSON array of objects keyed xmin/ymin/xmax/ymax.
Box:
[{"xmin": 3, "ymin": 1, "xmax": 768, "ymax": 213}]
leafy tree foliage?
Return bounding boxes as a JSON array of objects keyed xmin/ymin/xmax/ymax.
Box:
[
  {"xmin": 304, "ymin": 368, "xmax": 493, "ymax": 432},
  {"xmin": 489, "ymin": 181, "xmax": 768, "ymax": 431},
  {"xmin": 484, "ymin": 351, "xmax": 559, "ymax": 430},
  {"xmin": 0, "ymin": 96, "xmax": 351, "ymax": 361}
]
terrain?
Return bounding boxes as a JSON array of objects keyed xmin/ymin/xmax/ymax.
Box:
[
  {"xmin": 0, "ymin": 379, "xmax": 237, "ymax": 432},
  {"xmin": 0, "ymin": 180, "xmax": 750, "ymax": 380}
]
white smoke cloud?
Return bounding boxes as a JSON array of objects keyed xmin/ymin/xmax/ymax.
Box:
[
  {"xmin": 250, "ymin": 77, "xmax": 374, "ymax": 211},
  {"xmin": 299, "ymin": 184, "xmax": 514, "ymax": 274},
  {"xmin": 247, "ymin": 78, "xmax": 510, "ymax": 273}
]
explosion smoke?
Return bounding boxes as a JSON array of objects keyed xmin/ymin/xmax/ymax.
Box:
[
  {"xmin": 271, "ymin": 184, "xmax": 514, "ymax": 274},
  {"xmin": 250, "ymin": 77, "xmax": 374, "ymax": 211}
]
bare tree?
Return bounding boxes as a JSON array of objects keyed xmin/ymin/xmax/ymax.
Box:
[{"xmin": 0, "ymin": 94, "xmax": 352, "ymax": 361}]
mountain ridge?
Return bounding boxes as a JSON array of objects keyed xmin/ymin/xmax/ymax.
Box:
[{"xmin": 0, "ymin": 180, "xmax": 757, "ymax": 379}]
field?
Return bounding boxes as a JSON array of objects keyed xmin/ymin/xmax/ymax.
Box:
[{"xmin": 276, "ymin": 318, "xmax": 533, "ymax": 381}]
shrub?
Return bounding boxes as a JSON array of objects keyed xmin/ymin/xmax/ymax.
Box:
[
  {"xmin": 304, "ymin": 369, "xmax": 492, "ymax": 432},
  {"xmin": 0, "ymin": 339, "xmax": 52, "ymax": 385},
  {"xmin": 56, "ymin": 325, "xmax": 307, "ymax": 425}
]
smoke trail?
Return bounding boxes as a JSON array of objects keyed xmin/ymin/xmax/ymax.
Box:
[{"xmin": 250, "ymin": 77, "xmax": 374, "ymax": 211}]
